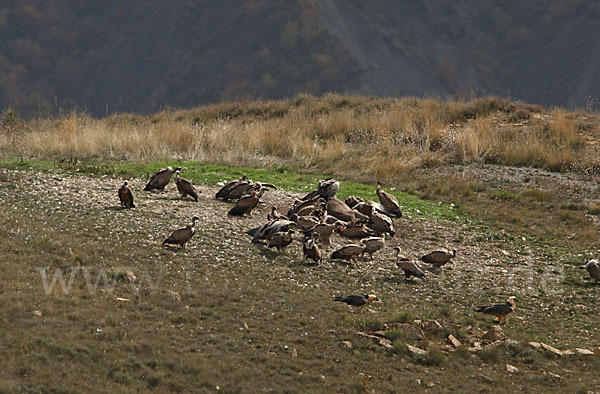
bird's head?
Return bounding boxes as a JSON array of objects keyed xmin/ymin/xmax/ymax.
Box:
[
  {"xmin": 191, "ymin": 216, "xmax": 200, "ymax": 224},
  {"xmin": 507, "ymin": 296, "xmax": 518, "ymax": 306},
  {"xmin": 366, "ymin": 294, "xmax": 378, "ymax": 303},
  {"xmin": 393, "ymin": 247, "xmax": 401, "ymax": 253},
  {"xmin": 123, "ymin": 181, "xmax": 128, "ymax": 186},
  {"xmin": 173, "ymin": 167, "xmax": 183, "ymax": 172}
]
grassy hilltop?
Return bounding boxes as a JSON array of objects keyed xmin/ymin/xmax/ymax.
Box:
[{"xmin": 0, "ymin": 95, "xmax": 599, "ymax": 392}]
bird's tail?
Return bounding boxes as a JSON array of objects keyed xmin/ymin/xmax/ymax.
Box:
[
  {"xmin": 473, "ymin": 306, "xmax": 487, "ymax": 312},
  {"xmin": 190, "ymin": 191, "xmax": 199, "ymax": 202},
  {"xmin": 143, "ymin": 184, "xmax": 153, "ymax": 191},
  {"xmin": 333, "ymin": 296, "xmax": 346, "ymax": 302},
  {"xmin": 228, "ymin": 205, "xmax": 245, "ymax": 216},
  {"xmin": 130, "ymin": 202, "xmax": 136, "ymax": 208},
  {"xmin": 162, "ymin": 237, "xmax": 174, "ymax": 245}
]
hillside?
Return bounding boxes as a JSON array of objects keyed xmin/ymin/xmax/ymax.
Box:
[{"xmin": 2, "ymin": 1, "xmax": 600, "ymax": 117}]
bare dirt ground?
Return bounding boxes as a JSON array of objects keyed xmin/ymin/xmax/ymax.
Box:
[{"xmin": 0, "ymin": 168, "xmax": 598, "ymax": 392}]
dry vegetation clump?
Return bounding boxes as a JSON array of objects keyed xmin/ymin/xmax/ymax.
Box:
[{"xmin": 3, "ymin": 94, "xmax": 600, "ymax": 178}]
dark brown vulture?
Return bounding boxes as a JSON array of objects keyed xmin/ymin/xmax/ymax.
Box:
[
  {"xmin": 359, "ymin": 236, "xmax": 385, "ymax": 258},
  {"xmin": 215, "ymin": 175, "xmax": 249, "ymax": 199},
  {"xmin": 228, "ymin": 189, "xmax": 261, "ymax": 216},
  {"xmin": 474, "ymin": 296, "xmax": 518, "ymax": 324},
  {"xmin": 175, "ymin": 171, "xmax": 199, "ymax": 202},
  {"xmin": 333, "ymin": 294, "xmax": 377, "ymax": 313},
  {"xmin": 376, "ymin": 184, "xmax": 403, "ymax": 217},
  {"xmin": 267, "ymin": 230, "xmax": 295, "ymax": 252},
  {"xmin": 339, "ymin": 221, "xmax": 378, "ymax": 239},
  {"xmin": 331, "ymin": 244, "xmax": 364, "ymax": 263},
  {"xmin": 162, "ymin": 216, "xmax": 200, "ymax": 248},
  {"xmin": 581, "ymin": 259, "xmax": 600, "ymax": 283},
  {"xmin": 394, "ymin": 247, "xmax": 425, "ymax": 280},
  {"xmin": 344, "ymin": 195, "xmax": 365, "ymax": 208},
  {"xmin": 118, "ymin": 181, "xmax": 135, "ymax": 208},
  {"xmin": 303, "ymin": 236, "xmax": 322, "ymax": 264},
  {"xmin": 301, "ymin": 178, "xmax": 340, "ymax": 201},
  {"xmin": 420, "ymin": 249, "xmax": 456, "ymax": 269},
  {"xmin": 144, "ymin": 166, "xmax": 182, "ymax": 192}
]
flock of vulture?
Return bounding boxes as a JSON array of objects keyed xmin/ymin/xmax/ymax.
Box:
[{"xmin": 117, "ymin": 166, "xmax": 600, "ymax": 322}]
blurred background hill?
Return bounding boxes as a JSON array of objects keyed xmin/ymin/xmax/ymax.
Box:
[{"xmin": 2, "ymin": 0, "xmax": 600, "ymax": 117}]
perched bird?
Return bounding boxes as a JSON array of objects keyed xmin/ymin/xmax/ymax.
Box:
[
  {"xmin": 421, "ymin": 249, "xmax": 456, "ymax": 269},
  {"xmin": 333, "ymin": 294, "xmax": 378, "ymax": 313},
  {"xmin": 175, "ymin": 170, "xmax": 199, "ymax": 202},
  {"xmin": 303, "ymin": 235, "xmax": 322, "ymax": 264},
  {"xmin": 215, "ymin": 175, "xmax": 249, "ymax": 200},
  {"xmin": 327, "ymin": 197, "xmax": 370, "ymax": 222},
  {"xmin": 474, "ymin": 296, "xmax": 518, "ymax": 324},
  {"xmin": 339, "ymin": 221, "xmax": 378, "ymax": 239},
  {"xmin": 308, "ymin": 221, "xmax": 345, "ymax": 247},
  {"xmin": 368, "ymin": 208, "xmax": 395, "ymax": 237},
  {"xmin": 287, "ymin": 198, "xmax": 326, "ymax": 217},
  {"xmin": 291, "ymin": 212, "xmax": 323, "ymax": 231},
  {"xmin": 228, "ymin": 189, "xmax": 261, "ymax": 216},
  {"xmin": 219, "ymin": 180, "xmax": 254, "ymax": 201},
  {"xmin": 267, "ymin": 206, "xmax": 286, "ymax": 221},
  {"xmin": 394, "ymin": 247, "xmax": 425, "ymax": 280},
  {"xmin": 301, "ymin": 178, "xmax": 340, "ymax": 201},
  {"xmin": 344, "ymin": 195, "xmax": 365, "ymax": 209},
  {"xmin": 376, "ymin": 184, "xmax": 403, "ymax": 217},
  {"xmin": 331, "ymin": 244, "xmax": 364, "ymax": 263},
  {"xmin": 144, "ymin": 166, "xmax": 182, "ymax": 192},
  {"xmin": 360, "ymin": 236, "xmax": 385, "ymax": 259},
  {"xmin": 162, "ymin": 216, "xmax": 200, "ymax": 248},
  {"xmin": 118, "ymin": 181, "xmax": 135, "ymax": 208},
  {"xmin": 581, "ymin": 259, "xmax": 600, "ymax": 283},
  {"xmin": 267, "ymin": 230, "xmax": 295, "ymax": 252}
]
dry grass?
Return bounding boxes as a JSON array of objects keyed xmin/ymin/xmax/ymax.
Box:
[{"xmin": 3, "ymin": 94, "xmax": 600, "ymax": 178}]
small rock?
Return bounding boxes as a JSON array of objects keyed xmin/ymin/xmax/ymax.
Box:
[
  {"xmin": 342, "ymin": 341, "xmax": 353, "ymax": 349},
  {"xmin": 505, "ymin": 364, "xmax": 519, "ymax": 373},
  {"xmin": 482, "ymin": 326, "xmax": 507, "ymax": 341},
  {"xmin": 540, "ymin": 343, "xmax": 563, "ymax": 356},
  {"xmin": 528, "ymin": 342, "xmax": 541, "ymax": 349},
  {"xmin": 576, "ymin": 348, "xmax": 594, "ymax": 356},
  {"xmin": 561, "ymin": 349, "xmax": 575, "ymax": 355},
  {"xmin": 545, "ymin": 372, "xmax": 561, "ymax": 381},
  {"xmin": 33, "ymin": 310, "xmax": 42, "ymax": 317},
  {"xmin": 407, "ymin": 344, "xmax": 427, "ymax": 355},
  {"xmin": 115, "ymin": 297, "xmax": 130, "ymax": 302},
  {"xmin": 291, "ymin": 347, "xmax": 298, "ymax": 358},
  {"xmin": 448, "ymin": 334, "xmax": 462, "ymax": 348},
  {"xmin": 504, "ymin": 339, "xmax": 519, "ymax": 346},
  {"xmin": 478, "ymin": 374, "xmax": 493, "ymax": 383}
]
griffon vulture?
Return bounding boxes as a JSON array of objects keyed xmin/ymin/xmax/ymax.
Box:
[
  {"xmin": 118, "ymin": 181, "xmax": 135, "ymax": 208},
  {"xmin": 162, "ymin": 216, "xmax": 200, "ymax": 248},
  {"xmin": 228, "ymin": 189, "xmax": 261, "ymax": 216},
  {"xmin": 581, "ymin": 259, "xmax": 600, "ymax": 283},
  {"xmin": 267, "ymin": 230, "xmax": 295, "ymax": 252},
  {"xmin": 420, "ymin": 249, "xmax": 456, "ymax": 269},
  {"xmin": 394, "ymin": 247, "xmax": 425, "ymax": 280},
  {"xmin": 303, "ymin": 235, "xmax": 322, "ymax": 264},
  {"xmin": 331, "ymin": 244, "xmax": 364, "ymax": 263},
  {"xmin": 360, "ymin": 236, "xmax": 385, "ymax": 259},
  {"xmin": 215, "ymin": 175, "xmax": 249, "ymax": 199},
  {"xmin": 376, "ymin": 184, "xmax": 403, "ymax": 217}
]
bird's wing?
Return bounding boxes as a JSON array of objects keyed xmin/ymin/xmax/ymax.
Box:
[
  {"xmin": 479, "ymin": 303, "xmax": 513, "ymax": 315},
  {"xmin": 589, "ymin": 262, "xmax": 600, "ymax": 280},
  {"xmin": 169, "ymin": 227, "xmax": 192, "ymax": 242}
]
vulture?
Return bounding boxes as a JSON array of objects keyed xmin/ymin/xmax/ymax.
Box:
[
  {"xmin": 333, "ymin": 294, "xmax": 377, "ymax": 313},
  {"xmin": 301, "ymin": 178, "xmax": 340, "ymax": 201},
  {"xmin": 247, "ymin": 219, "xmax": 295, "ymax": 242},
  {"xmin": 118, "ymin": 181, "xmax": 135, "ymax": 208},
  {"xmin": 420, "ymin": 249, "xmax": 456, "ymax": 269},
  {"xmin": 303, "ymin": 236, "xmax": 322, "ymax": 264},
  {"xmin": 331, "ymin": 244, "xmax": 364, "ymax": 263},
  {"xmin": 287, "ymin": 198, "xmax": 326, "ymax": 217},
  {"xmin": 354, "ymin": 201, "xmax": 392, "ymax": 218},
  {"xmin": 220, "ymin": 180, "xmax": 254, "ymax": 201},
  {"xmin": 376, "ymin": 184, "xmax": 403, "ymax": 217},
  {"xmin": 267, "ymin": 230, "xmax": 295, "ymax": 252},
  {"xmin": 144, "ymin": 166, "xmax": 182, "ymax": 192},
  {"xmin": 327, "ymin": 197, "xmax": 370, "ymax": 223},
  {"xmin": 175, "ymin": 171, "xmax": 199, "ymax": 202},
  {"xmin": 162, "ymin": 216, "xmax": 200, "ymax": 248},
  {"xmin": 339, "ymin": 221, "xmax": 378, "ymax": 239},
  {"xmin": 267, "ymin": 206, "xmax": 286, "ymax": 221},
  {"xmin": 215, "ymin": 175, "xmax": 249, "ymax": 199},
  {"xmin": 228, "ymin": 189, "xmax": 261, "ymax": 216},
  {"xmin": 368, "ymin": 208, "xmax": 395, "ymax": 237},
  {"xmin": 344, "ymin": 195, "xmax": 365, "ymax": 209},
  {"xmin": 474, "ymin": 296, "xmax": 518, "ymax": 324},
  {"xmin": 581, "ymin": 259, "xmax": 600, "ymax": 283},
  {"xmin": 360, "ymin": 236, "xmax": 385, "ymax": 259},
  {"xmin": 291, "ymin": 212, "xmax": 323, "ymax": 231},
  {"xmin": 394, "ymin": 247, "xmax": 425, "ymax": 280},
  {"xmin": 308, "ymin": 221, "xmax": 345, "ymax": 247}
]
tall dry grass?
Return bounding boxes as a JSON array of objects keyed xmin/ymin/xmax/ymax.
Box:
[{"xmin": 2, "ymin": 94, "xmax": 600, "ymax": 178}]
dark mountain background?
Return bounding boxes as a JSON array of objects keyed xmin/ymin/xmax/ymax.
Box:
[{"xmin": 2, "ymin": 0, "xmax": 600, "ymax": 117}]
